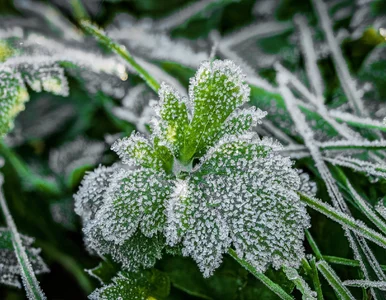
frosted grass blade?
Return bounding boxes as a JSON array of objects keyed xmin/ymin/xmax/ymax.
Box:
[{"xmin": 0, "ymin": 175, "xmax": 46, "ymax": 300}]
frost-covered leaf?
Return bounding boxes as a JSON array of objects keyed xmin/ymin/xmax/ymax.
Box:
[
  {"xmin": 89, "ymin": 269, "xmax": 170, "ymax": 300},
  {"xmin": 111, "ymin": 132, "xmax": 167, "ymax": 171},
  {"xmin": 75, "ymin": 164, "xmax": 118, "ymax": 225},
  {"xmin": 152, "ymin": 82, "xmax": 190, "ymax": 159},
  {"xmin": 76, "ymin": 165, "xmax": 170, "ymax": 270},
  {"xmin": 181, "ymin": 60, "xmax": 252, "ymax": 162},
  {"xmin": 19, "ymin": 62, "xmax": 69, "ymax": 96},
  {"xmin": 0, "ymin": 228, "xmax": 48, "ymax": 289},
  {"xmin": 0, "ymin": 67, "xmax": 29, "ymax": 136},
  {"xmin": 96, "ymin": 168, "xmax": 172, "ymax": 242},
  {"xmin": 152, "ymin": 60, "xmax": 263, "ymax": 165},
  {"xmin": 86, "ymin": 226, "xmax": 164, "ymax": 272},
  {"xmin": 166, "ymin": 135, "xmax": 310, "ymax": 277}
]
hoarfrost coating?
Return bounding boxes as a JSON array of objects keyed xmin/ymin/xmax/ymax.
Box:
[{"xmin": 75, "ymin": 60, "xmax": 310, "ymax": 277}]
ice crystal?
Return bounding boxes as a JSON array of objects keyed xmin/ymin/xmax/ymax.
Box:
[{"xmin": 75, "ymin": 60, "xmax": 310, "ymax": 277}]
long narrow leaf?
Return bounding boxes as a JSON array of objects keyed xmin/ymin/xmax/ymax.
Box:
[
  {"xmin": 80, "ymin": 20, "xmax": 160, "ymax": 93},
  {"xmin": 0, "ymin": 175, "xmax": 46, "ymax": 300},
  {"xmin": 228, "ymin": 249, "xmax": 293, "ymax": 300},
  {"xmin": 317, "ymin": 261, "xmax": 355, "ymax": 300},
  {"xmin": 299, "ymin": 192, "xmax": 386, "ymax": 250}
]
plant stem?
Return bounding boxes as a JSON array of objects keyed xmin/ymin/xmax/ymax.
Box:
[
  {"xmin": 70, "ymin": 0, "xmax": 89, "ymax": 21},
  {"xmin": 309, "ymin": 258, "xmax": 324, "ymax": 300},
  {"xmin": 228, "ymin": 249, "xmax": 293, "ymax": 300},
  {"xmin": 323, "ymin": 255, "xmax": 386, "ymax": 271},
  {"xmin": 0, "ymin": 175, "xmax": 46, "ymax": 300},
  {"xmin": 80, "ymin": 20, "xmax": 160, "ymax": 93},
  {"xmin": 305, "ymin": 230, "xmax": 323, "ymax": 260},
  {"xmin": 0, "ymin": 140, "xmax": 60, "ymax": 195}
]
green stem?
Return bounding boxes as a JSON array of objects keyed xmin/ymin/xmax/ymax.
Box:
[
  {"xmin": 0, "ymin": 176, "xmax": 46, "ymax": 300},
  {"xmin": 80, "ymin": 21, "xmax": 160, "ymax": 93},
  {"xmin": 228, "ymin": 249, "xmax": 293, "ymax": 300},
  {"xmin": 298, "ymin": 192, "xmax": 386, "ymax": 249},
  {"xmin": 70, "ymin": 0, "xmax": 89, "ymax": 21},
  {"xmin": 0, "ymin": 140, "xmax": 60, "ymax": 195},
  {"xmin": 305, "ymin": 230, "xmax": 323, "ymax": 260},
  {"xmin": 309, "ymin": 258, "xmax": 324, "ymax": 300},
  {"xmin": 323, "ymin": 255, "xmax": 386, "ymax": 271},
  {"xmin": 301, "ymin": 258, "xmax": 312, "ymax": 274}
]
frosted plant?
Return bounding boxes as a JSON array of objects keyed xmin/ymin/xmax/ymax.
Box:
[
  {"xmin": 0, "ymin": 228, "xmax": 49, "ymax": 289},
  {"xmin": 0, "ymin": 45, "xmax": 70, "ymax": 137},
  {"xmin": 75, "ymin": 59, "xmax": 310, "ymax": 278}
]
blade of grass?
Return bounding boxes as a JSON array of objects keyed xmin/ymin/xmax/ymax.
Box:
[
  {"xmin": 319, "ymin": 140, "xmax": 386, "ymax": 151},
  {"xmin": 311, "ymin": 0, "xmax": 365, "ymax": 116},
  {"xmin": 309, "ymin": 258, "xmax": 324, "ymax": 300},
  {"xmin": 331, "ymin": 166, "xmax": 386, "ymax": 235},
  {"xmin": 278, "ymin": 68, "xmax": 386, "ymax": 298},
  {"xmin": 283, "ymin": 265, "xmax": 317, "ymax": 299},
  {"xmin": 317, "ymin": 261, "xmax": 356, "ymax": 300},
  {"xmin": 343, "ymin": 280, "xmax": 386, "ymax": 291},
  {"xmin": 80, "ymin": 20, "xmax": 160, "ymax": 93},
  {"xmin": 228, "ymin": 249, "xmax": 293, "ymax": 300},
  {"xmin": 0, "ymin": 175, "xmax": 46, "ymax": 300},
  {"xmin": 299, "ymin": 192, "xmax": 386, "ymax": 250},
  {"xmin": 323, "ymin": 255, "xmax": 386, "ymax": 271}
]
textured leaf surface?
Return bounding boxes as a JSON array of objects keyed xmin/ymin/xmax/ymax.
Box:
[{"xmin": 89, "ymin": 269, "xmax": 170, "ymax": 300}]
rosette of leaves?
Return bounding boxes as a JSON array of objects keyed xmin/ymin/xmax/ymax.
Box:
[{"xmin": 75, "ymin": 60, "xmax": 310, "ymax": 279}]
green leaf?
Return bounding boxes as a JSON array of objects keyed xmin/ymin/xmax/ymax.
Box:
[
  {"xmin": 0, "ymin": 67, "xmax": 29, "ymax": 136},
  {"xmin": 155, "ymin": 82, "xmax": 189, "ymax": 160},
  {"xmin": 96, "ymin": 168, "xmax": 172, "ymax": 241},
  {"xmin": 180, "ymin": 60, "xmax": 251, "ymax": 163},
  {"xmin": 87, "ymin": 259, "xmax": 120, "ymax": 285},
  {"xmin": 112, "ymin": 132, "xmax": 167, "ymax": 171},
  {"xmin": 89, "ymin": 269, "xmax": 170, "ymax": 300}
]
